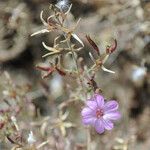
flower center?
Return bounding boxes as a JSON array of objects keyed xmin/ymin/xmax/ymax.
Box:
[{"xmin": 96, "ymin": 109, "xmax": 104, "ymax": 118}]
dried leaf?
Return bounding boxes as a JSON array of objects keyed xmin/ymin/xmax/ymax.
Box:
[
  {"xmin": 56, "ymin": 67, "xmax": 66, "ymax": 76},
  {"xmin": 36, "ymin": 65, "xmax": 55, "ymax": 78},
  {"xmin": 101, "ymin": 65, "xmax": 115, "ymax": 74},
  {"xmin": 36, "ymin": 65, "xmax": 51, "ymax": 71},
  {"xmin": 61, "ymin": 111, "xmax": 69, "ymax": 121},
  {"xmin": 42, "ymin": 52, "xmax": 60, "ymax": 57},
  {"xmin": 42, "ymin": 42, "xmax": 56, "ymax": 52},
  {"xmin": 31, "ymin": 29, "xmax": 49, "ymax": 37},
  {"xmin": 64, "ymin": 122, "xmax": 75, "ymax": 128},
  {"xmin": 73, "ymin": 18, "xmax": 81, "ymax": 31},
  {"xmin": 86, "ymin": 35, "xmax": 100, "ymax": 56},
  {"xmin": 106, "ymin": 39, "xmax": 117, "ymax": 54},
  {"xmin": 47, "ymin": 15, "xmax": 58, "ymax": 28},
  {"xmin": 89, "ymin": 52, "xmax": 96, "ymax": 63},
  {"xmin": 102, "ymin": 54, "xmax": 109, "ymax": 64},
  {"xmin": 65, "ymin": 4, "xmax": 72, "ymax": 15},
  {"xmin": 60, "ymin": 126, "xmax": 66, "ymax": 136},
  {"xmin": 42, "ymin": 71, "xmax": 54, "ymax": 78},
  {"xmin": 37, "ymin": 140, "xmax": 49, "ymax": 149},
  {"xmin": 72, "ymin": 33, "xmax": 84, "ymax": 47},
  {"xmin": 42, "ymin": 42, "xmax": 60, "ymax": 57},
  {"xmin": 40, "ymin": 11, "xmax": 48, "ymax": 26}
]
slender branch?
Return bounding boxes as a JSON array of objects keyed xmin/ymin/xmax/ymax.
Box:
[
  {"xmin": 56, "ymin": 15, "xmax": 87, "ymax": 99},
  {"xmin": 56, "ymin": 11, "xmax": 90, "ymax": 150},
  {"xmin": 66, "ymin": 37, "xmax": 86, "ymax": 95},
  {"xmin": 64, "ymin": 30, "xmax": 91, "ymax": 150}
]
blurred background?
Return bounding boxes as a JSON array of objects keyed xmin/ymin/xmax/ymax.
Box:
[{"xmin": 0, "ymin": 0, "xmax": 149, "ymax": 149}]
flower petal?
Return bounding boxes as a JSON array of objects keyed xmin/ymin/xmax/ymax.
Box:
[
  {"xmin": 86, "ymin": 100, "xmax": 97, "ymax": 110},
  {"xmin": 94, "ymin": 119, "xmax": 105, "ymax": 134},
  {"xmin": 103, "ymin": 111, "xmax": 121, "ymax": 121},
  {"xmin": 94, "ymin": 94, "xmax": 104, "ymax": 108},
  {"xmin": 104, "ymin": 100, "xmax": 119, "ymax": 112},
  {"xmin": 82, "ymin": 117, "xmax": 96, "ymax": 126},
  {"xmin": 102, "ymin": 119, "xmax": 114, "ymax": 130},
  {"xmin": 81, "ymin": 107, "xmax": 95, "ymax": 117}
]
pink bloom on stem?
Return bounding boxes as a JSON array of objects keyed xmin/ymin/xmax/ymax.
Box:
[{"xmin": 81, "ymin": 94, "xmax": 121, "ymax": 134}]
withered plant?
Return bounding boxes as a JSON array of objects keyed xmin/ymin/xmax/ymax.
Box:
[
  {"xmin": 0, "ymin": 2, "xmax": 119, "ymax": 150},
  {"xmin": 31, "ymin": 2, "xmax": 118, "ymax": 150}
]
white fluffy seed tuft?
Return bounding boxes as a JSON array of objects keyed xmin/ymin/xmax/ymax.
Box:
[{"xmin": 56, "ymin": 0, "xmax": 69, "ymax": 12}]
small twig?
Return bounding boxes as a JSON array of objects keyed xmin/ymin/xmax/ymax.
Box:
[{"xmin": 37, "ymin": 140, "xmax": 49, "ymax": 149}]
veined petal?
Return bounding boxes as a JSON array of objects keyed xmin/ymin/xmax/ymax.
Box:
[
  {"xmin": 82, "ymin": 117, "xmax": 96, "ymax": 126},
  {"xmin": 104, "ymin": 100, "xmax": 119, "ymax": 113},
  {"xmin": 81, "ymin": 107, "xmax": 95, "ymax": 117},
  {"xmin": 94, "ymin": 94, "xmax": 104, "ymax": 108},
  {"xmin": 94, "ymin": 119, "xmax": 105, "ymax": 134},
  {"xmin": 86, "ymin": 100, "xmax": 97, "ymax": 110},
  {"xmin": 103, "ymin": 111, "xmax": 121, "ymax": 121},
  {"xmin": 102, "ymin": 119, "xmax": 114, "ymax": 130}
]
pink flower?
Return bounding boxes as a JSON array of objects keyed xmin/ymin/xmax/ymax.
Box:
[{"xmin": 81, "ymin": 94, "xmax": 121, "ymax": 134}]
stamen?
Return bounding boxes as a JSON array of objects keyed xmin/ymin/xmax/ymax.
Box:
[{"xmin": 96, "ymin": 109, "xmax": 104, "ymax": 118}]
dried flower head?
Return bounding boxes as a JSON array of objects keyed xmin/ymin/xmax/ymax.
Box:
[
  {"xmin": 86, "ymin": 36, "xmax": 117, "ymax": 74},
  {"xmin": 81, "ymin": 94, "xmax": 121, "ymax": 134}
]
